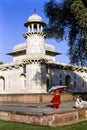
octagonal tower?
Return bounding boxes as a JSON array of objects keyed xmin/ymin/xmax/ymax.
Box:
[
  {"xmin": 24, "ymin": 9, "xmax": 46, "ymax": 58},
  {"xmin": 23, "ymin": 10, "xmax": 47, "ymax": 93}
]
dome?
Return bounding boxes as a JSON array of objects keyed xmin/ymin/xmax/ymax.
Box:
[
  {"xmin": 28, "ymin": 13, "xmax": 43, "ymax": 22},
  {"xmin": 45, "ymin": 43, "xmax": 55, "ymax": 51},
  {"xmin": 13, "ymin": 42, "xmax": 26, "ymax": 51},
  {"xmin": 24, "ymin": 10, "xmax": 46, "ymax": 27}
]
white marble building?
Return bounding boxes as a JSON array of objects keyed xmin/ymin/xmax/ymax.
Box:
[{"xmin": 0, "ymin": 11, "xmax": 87, "ymax": 94}]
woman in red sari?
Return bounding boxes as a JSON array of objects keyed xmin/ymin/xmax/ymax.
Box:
[
  {"xmin": 51, "ymin": 88, "xmax": 64, "ymax": 108},
  {"xmin": 51, "ymin": 89, "xmax": 60, "ymax": 108}
]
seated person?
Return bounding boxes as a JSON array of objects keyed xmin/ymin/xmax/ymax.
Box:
[{"xmin": 74, "ymin": 95, "xmax": 87, "ymax": 108}]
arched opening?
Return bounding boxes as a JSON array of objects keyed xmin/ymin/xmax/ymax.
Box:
[
  {"xmin": 59, "ymin": 80, "xmax": 62, "ymax": 85},
  {"xmin": 74, "ymin": 81, "xmax": 76, "ymax": 88},
  {"xmin": 65, "ymin": 75, "xmax": 71, "ymax": 89},
  {"xmin": 46, "ymin": 73, "xmax": 51, "ymax": 92},
  {"xmin": 0, "ymin": 76, "xmax": 5, "ymax": 90},
  {"xmin": 20, "ymin": 74, "xmax": 26, "ymax": 89},
  {"xmin": 47, "ymin": 79, "xmax": 50, "ymax": 91}
]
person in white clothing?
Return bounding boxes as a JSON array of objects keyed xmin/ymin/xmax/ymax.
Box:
[{"xmin": 75, "ymin": 96, "xmax": 87, "ymax": 108}]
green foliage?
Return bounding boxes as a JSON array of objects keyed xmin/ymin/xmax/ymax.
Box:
[
  {"xmin": 44, "ymin": 0, "xmax": 87, "ymax": 66},
  {"xmin": 0, "ymin": 62, "xmax": 3, "ymax": 64},
  {"xmin": 71, "ymin": 0, "xmax": 87, "ymax": 48}
]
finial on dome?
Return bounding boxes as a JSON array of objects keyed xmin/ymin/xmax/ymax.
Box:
[{"xmin": 34, "ymin": 9, "xmax": 36, "ymax": 14}]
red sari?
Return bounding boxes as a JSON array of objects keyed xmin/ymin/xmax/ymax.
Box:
[{"xmin": 51, "ymin": 90, "xmax": 60, "ymax": 108}]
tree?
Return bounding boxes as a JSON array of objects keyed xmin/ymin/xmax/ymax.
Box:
[
  {"xmin": 0, "ymin": 62, "xmax": 3, "ymax": 64},
  {"xmin": 44, "ymin": 0, "xmax": 87, "ymax": 66},
  {"xmin": 71, "ymin": 0, "xmax": 87, "ymax": 48}
]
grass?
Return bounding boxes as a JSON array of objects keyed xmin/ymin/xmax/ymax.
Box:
[{"xmin": 0, "ymin": 120, "xmax": 87, "ymax": 130}]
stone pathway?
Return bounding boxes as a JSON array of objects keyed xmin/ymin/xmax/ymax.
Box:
[
  {"xmin": 0, "ymin": 101, "xmax": 76, "ymax": 115},
  {"xmin": 0, "ymin": 101, "xmax": 87, "ymax": 126}
]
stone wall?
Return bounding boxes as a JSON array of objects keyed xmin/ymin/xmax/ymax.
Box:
[
  {"xmin": 0, "ymin": 108, "xmax": 87, "ymax": 126},
  {"xmin": 0, "ymin": 93, "xmax": 74, "ymax": 103}
]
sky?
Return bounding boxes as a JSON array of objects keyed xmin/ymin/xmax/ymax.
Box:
[{"xmin": 0, "ymin": 0, "xmax": 69, "ymax": 64}]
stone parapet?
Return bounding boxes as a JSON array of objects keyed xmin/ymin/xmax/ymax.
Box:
[
  {"xmin": 47, "ymin": 62, "xmax": 87, "ymax": 72},
  {"xmin": 0, "ymin": 93, "xmax": 74, "ymax": 103}
]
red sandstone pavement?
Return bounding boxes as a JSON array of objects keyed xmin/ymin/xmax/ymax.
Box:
[
  {"xmin": 0, "ymin": 101, "xmax": 84, "ymax": 115},
  {"xmin": 0, "ymin": 101, "xmax": 87, "ymax": 126}
]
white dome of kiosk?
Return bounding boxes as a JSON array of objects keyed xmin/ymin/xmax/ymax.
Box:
[
  {"xmin": 24, "ymin": 9, "xmax": 46, "ymax": 27},
  {"xmin": 13, "ymin": 43, "xmax": 26, "ymax": 51},
  {"xmin": 28, "ymin": 13, "xmax": 43, "ymax": 22}
]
